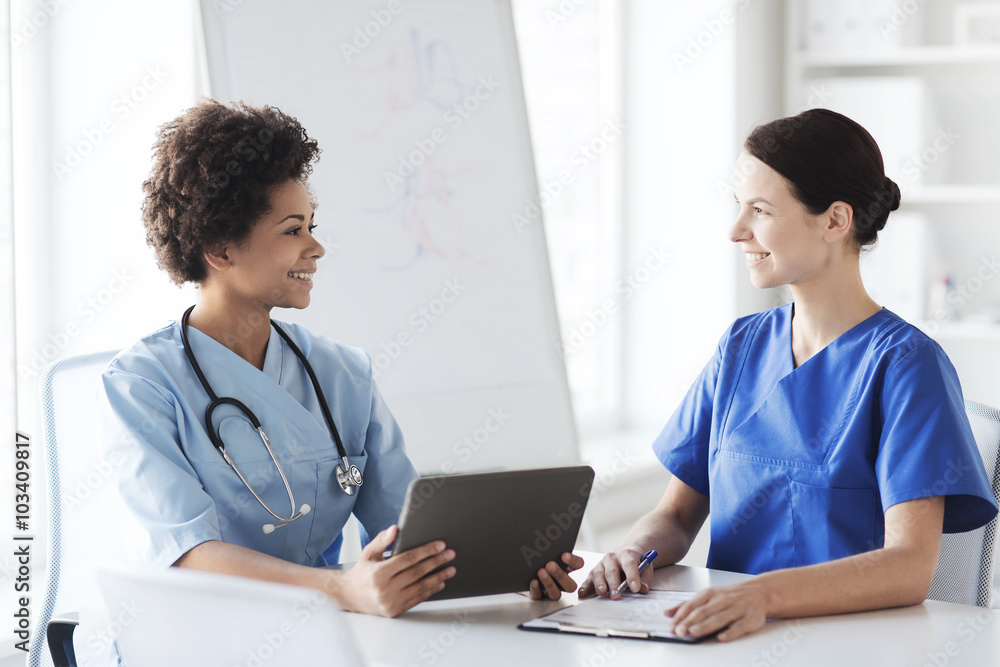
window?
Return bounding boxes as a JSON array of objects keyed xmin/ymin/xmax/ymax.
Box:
[
  {"xmin": 512, "ymin": 0, "xmax": 624, "ymax": 434},
  {"xmin": 10, "ymin": 0, "xmax": 202, "ymax": 582},
  {"xmin": 513, "ymin": 0, "xmax": 737, "ymax": 443}
]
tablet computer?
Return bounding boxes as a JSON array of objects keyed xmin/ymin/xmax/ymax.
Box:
[{"xmin": 391, "ymin": 465, "xmax": 595, "ymax": 601}]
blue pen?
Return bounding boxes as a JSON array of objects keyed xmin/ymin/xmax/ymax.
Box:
[{"xmin": 613, "ymin": 549, "xmax": 658, "ymax": 596}]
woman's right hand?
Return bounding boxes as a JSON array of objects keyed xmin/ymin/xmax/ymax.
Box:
[
  {"xmin": 335, "ymin": 525, "xmax": 456, "ymax": 617},
  {"xmin": 578, "ymin": 545, "xmax": 654, "ymax": 599}
]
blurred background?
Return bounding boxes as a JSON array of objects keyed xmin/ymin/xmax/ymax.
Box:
[{"xmin": 3, "ymin": 2, "xmax": 1000, "ymax": 657}]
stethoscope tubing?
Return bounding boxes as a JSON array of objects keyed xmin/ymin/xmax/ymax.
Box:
[
  {"xmin": 180, "ymin": 305, "xmax": 349, "ymax": 460},
  {"xmin": 179, "ymin": 306, "xmax": 362, "ymax": 530}
]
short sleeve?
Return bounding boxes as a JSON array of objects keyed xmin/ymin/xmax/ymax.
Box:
[
  {"xmin": 347, "ymin": 360, "xmax": 418, "ymax": 544},
  {"xmin": 875, "ymin": 341, "xmax": 998, "ymax": 533},
  {"xmin": 100, "ymin": 369, "xmax": 223, "ymax": 568},
  {"xmin": 651, "ymin": 336, "xmax": 725, "ymax": 498}
]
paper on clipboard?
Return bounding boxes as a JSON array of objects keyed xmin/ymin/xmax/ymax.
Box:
[{"xmin": 520, "ymin": 590, "xmax": 700, "ymax": 642}]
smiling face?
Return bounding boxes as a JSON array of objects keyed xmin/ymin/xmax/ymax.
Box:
[
  {"xmin": 217, "ymin": 178, "xmax": 324, "ymax": 310},
  {"xmin": 730, "ymin": 152, "xmax": 848, "ymax": 291}
]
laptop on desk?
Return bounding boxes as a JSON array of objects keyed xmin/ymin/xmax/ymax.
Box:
[{"xmin": 97, "ymin": 566, "xmax": 363, "ymax": 666}]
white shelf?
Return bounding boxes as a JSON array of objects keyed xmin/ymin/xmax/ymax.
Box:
[
  {"xmin": 798, "ymin": 45, "xmax": 1000, "ymax": 68},
  {"xmin": 785, "ymin": 1, "xmax": 1000, "ymax": 413},
  {"xmin": 903, "ymin": 185, "xmax": 1000, "ymax": 204}
]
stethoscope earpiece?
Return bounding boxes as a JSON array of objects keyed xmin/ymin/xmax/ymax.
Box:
[
  {"xmin": 262, "ymin": 504, "xmax": 311, "ymax": 534},
  {"xmin": 180, "ymin": 306, "xmax": 362, "ymax": 535}
]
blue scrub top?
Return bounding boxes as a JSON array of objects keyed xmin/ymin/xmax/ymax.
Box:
[
  {"xmin": 100, "ymin": 319, "xmax": 418, "ymax": 569},
  {"xmin": 654, "ymin": 304, "xmax": 998, "ymax": 575}
]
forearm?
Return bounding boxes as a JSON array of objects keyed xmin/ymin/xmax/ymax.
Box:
[
  {"xmin": 757, "ymin": 543, "xmax": 936, "ymax": 619},
  {"xmin": 667, "ymin": 497, "xmax": 944, "ymax": 641},
  {"xmin": 619, "ymin": 475, "xmax": 709, "ymax": 566},
  {"xmin": 173, "ymin": 540, "xmax": 351, "ymax": 607},
  {"xmin": 620, "ymin": 506, "xmax": 700, "ymax": 567}
]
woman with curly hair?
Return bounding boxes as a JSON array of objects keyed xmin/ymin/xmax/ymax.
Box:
[
  {"xmin": 579, "ymin": 109, "xmax": 997, "ymax": 640},
  {"xmin": 99, "ymin": 100, "xmax": 525, "ymax": 617}
]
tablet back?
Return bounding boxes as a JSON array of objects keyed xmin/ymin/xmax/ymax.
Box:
[{"xmin": 392, "ymin": 466, "xmax": 595, "ymax": 600}]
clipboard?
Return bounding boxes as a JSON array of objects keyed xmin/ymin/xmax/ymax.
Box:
[{"xmin": 519, "ymin": 590, "xmax": 711, "ymax": 643}]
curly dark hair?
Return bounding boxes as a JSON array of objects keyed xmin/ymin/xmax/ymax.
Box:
[{"xmin": 141, "ymin": 100, "xmax": 321, "ymax": 284}]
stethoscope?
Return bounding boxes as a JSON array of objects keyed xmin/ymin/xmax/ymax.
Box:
[{"xmin": 180, "ymin": 306, "xmax": 363, "ymax": 534}]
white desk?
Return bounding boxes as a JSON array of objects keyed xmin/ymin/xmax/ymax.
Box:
[{"xmin": 345, "ymin": 554, "xmax": 1000, "ymax": 666}]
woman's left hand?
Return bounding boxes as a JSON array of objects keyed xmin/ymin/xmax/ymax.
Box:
[
  {"xmin": 528, "ymin": 552, "xmax": 585, "ymax": 600},
  {"xmin": 666, "ymin": 580, "xmax": 770, "ymax": 641}
]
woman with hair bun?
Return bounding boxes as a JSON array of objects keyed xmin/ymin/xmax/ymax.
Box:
[{"xmin": 579, "ymin": 109, "xmax": 997, "ymax": 640}]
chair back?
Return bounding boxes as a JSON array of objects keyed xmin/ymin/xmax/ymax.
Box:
[
  {"xmin": 27, "ymin": 351, "xmax": 124, "ymax": 667},
  {"xmin": 928, "ymin": 400, "xmax": 1000, "ymax": 608}
]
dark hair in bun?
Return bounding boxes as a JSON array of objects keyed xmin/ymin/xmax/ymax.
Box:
[{"xmin": 744, "ymin": 108, "xmax": 900, "ymax": 249}]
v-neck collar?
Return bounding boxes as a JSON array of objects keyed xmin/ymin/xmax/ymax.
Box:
[
  {"xmin": 183, "ymin": 321, "xmax": 284, "ymax": 385},
  {"xmin": 261, "ymin": 323, "xmax": 284, "ymax": 383},
  {"xmin": 786, "ymin": 303, "xmax": 887, "ymax": 371}
]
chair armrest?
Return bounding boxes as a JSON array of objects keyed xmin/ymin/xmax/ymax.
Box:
[{"xmin": 47, "ymin": 612, "xmax": 79, "ymax": 667}]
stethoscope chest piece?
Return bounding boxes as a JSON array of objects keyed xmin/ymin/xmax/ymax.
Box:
[{"xmin": 336, "ymin": 458, "xmax": 364, "ymax": 496}]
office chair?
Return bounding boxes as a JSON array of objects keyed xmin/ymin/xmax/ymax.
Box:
[
  {"xmin": 928, "ymin": 400, "xmax": 1000, "ymax": 608},
  {"xmin": 28, "ymin": 349, "xmax": 354, "ymax": 666},
  {"xmin": 27, "ymin": 350, "xmax": 123, "ymax": 667}
]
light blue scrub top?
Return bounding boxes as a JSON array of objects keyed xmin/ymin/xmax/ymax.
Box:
[
  {"xmin": 654, "ymin": 304, "xmax": 998, "ymax": 575},
  {"xmin": 100, "ymin": 319, "xmax": 418, "ymax": 569}
]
